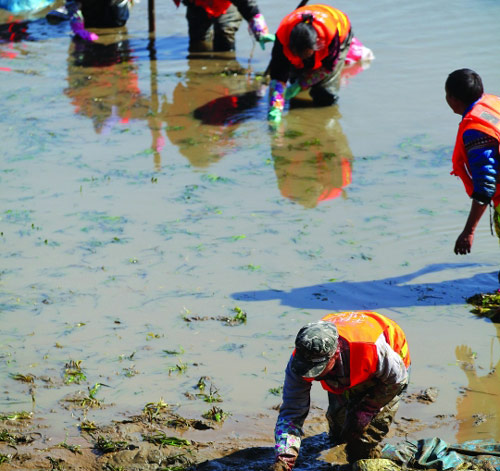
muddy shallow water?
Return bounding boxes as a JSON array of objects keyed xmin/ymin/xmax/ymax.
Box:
[{"xmin": 1, "ymin": 0, "xmax": 500, "ymax": 469}]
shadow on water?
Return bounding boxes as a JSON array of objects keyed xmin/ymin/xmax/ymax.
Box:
[
  {"xmin": 161, "ymin": 55, "xmax": 267, "ymax": 167},
  {"xmin": 197, "ymin": 434, "xmax": 334, "ymax": 471},
  {"xmin": 193, "ymin": 89, "xmax": 263, "ymax": 126},
  {"xmin": 232, "ymin": 263, "xmax": 498, "ymax": 311}
]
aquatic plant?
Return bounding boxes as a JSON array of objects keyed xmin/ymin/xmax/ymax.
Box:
[
  {"xmin": 9, "ymin": 373, "xmax": 35, "ymax": 383},
  {"xmin": 268, "ymin": 386, "xmax": 283, "ymax": 396},
  {"xmin": 57, "ymin": 439, "xmax": 82, "ymax": 454},
  {"xmin": 142, "ymin": 432, "xmax": 191, "ymax": 447},
  {"xmin": 63, "ymin": 360, "xmax": 86, "ymax": 384},
  {"xmin": 79, "ymin": 420, "xmax": 97, "ymax": 432},
  {"xmin": 202, "ymin": 406, "xmax": 230, "ymax": 423},
  {"xmin": 0, "ymin": 411, "xmax": 32, "ymax": 421},
  {"xmin": 467, "ymin": 292, "xmax": 500, "ymax": 320},
  {"xmin": 143, "ymin": 399, "xmax": 171, "ymax": 422},
  {"xmin": 95, "ymin": 436, "xmax": 132, "ymax": 453},
  {"xmin": 168, "ymin": 361, "xmax": 188, "ymax": 375}
]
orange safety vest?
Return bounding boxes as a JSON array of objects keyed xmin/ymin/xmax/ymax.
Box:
[
  {"xmin": 193, "ymin": 0, "xmax": 232, "ymax": 18},
  {"xmin": 297, "ymin": 311, "xmax": 410, "ymax": 394},
  {"xmin": 276, "ymin": 4, "xmax": 350, "ymax": 70},
  {"xmin": 451, "ymin": 94, "xmax": 500, "ymax": 207}
]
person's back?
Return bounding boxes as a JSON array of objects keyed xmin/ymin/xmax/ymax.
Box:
[{"xmin": 446, "ymin": 69, "xmax": 500, "ymax": 260}]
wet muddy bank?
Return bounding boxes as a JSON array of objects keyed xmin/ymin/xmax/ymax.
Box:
[{"xmin": 0, "ymin": 388, "xmax": 470, "ymax": 470}]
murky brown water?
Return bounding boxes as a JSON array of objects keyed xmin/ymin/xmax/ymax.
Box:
[{"xmin": 1, "ymin": 0, "xmax": 500, "ymax": 464}]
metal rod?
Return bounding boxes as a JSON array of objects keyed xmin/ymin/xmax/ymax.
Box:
[{"xmin": 148, "ymin": 0, "xmax": 156, "ymax": 33}]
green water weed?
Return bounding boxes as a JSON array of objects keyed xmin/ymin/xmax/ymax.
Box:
[
  {"xmin": 142, "ymin": 432, "xmax": 190, "ymax": 448},
  {"xmin": 63, "ymin": 360, "xmax": 86, "ymax": 385},
  {"xmin": 168, "ymin": 361, "xmax": 188, "ymax": 375},
  {"xmin": 46, "ymin": 456, "xmax": 65, "ymax": 470},
  {"xmin": 95, "ymin": 436, "xmax": 132, "ymax": 453},
  {"xmin": 143, "ymin": 398, "xmax": 170, "ymax": 422},
  {"xmin": 0, "ymin": 411, "xmax": 32, "ymax": 421},
  {"xmin": 79, "ymin": 420, "xmax": 97, "ymax": 432},
  {"xmin": 202, "ymin": 406, "xmax": 229, "ymax": 423},
  {"xmin": 57, "ymin": 439, "xmax": 81, "ymax": 454},
  {"xmin": 9, "ymin": 373, "xmax": 35, "ymax": 383},
  {"xmin": 268, "ymin": 386, "xmax": 283, "ymax": 396}
]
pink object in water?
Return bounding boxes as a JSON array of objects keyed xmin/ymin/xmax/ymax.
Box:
[{"xmin": 345, "ymin": 37, "xmax": 374, "ymax": 65}]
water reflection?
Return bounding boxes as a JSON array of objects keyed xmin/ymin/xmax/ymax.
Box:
[
  {"xmin": 64, "ymin": 33, "xmax": 164, "ymax": 168},
  {"xmin": 271, "ymin": 108, "xmax": 352, "ymax": 208},
  {"xmin": 455, "ymin": 318, "xmax": 500, "ymax": 441},
  {"xmin": 0, "ymin": 15, "xmax": 67, "ymax": 43},
  {"xmin": 162, "ymin": 55, "xmax": 264, "ymax": 168}
]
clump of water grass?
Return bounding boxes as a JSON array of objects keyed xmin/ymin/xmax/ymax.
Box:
[
  {"xmin": 9, "ymin": 373, "xmax": 35, "ymax": 383},
  {"xmin": 63, "ymin": 360, "xmax": 86, "ymax": 385},
  {"xmin": 268, "ymin": 386, "xmax": 283, "ymax": 396},
  {"xmin": 94, "ymin": 435, "xmax": 133, "ymax": 453},
  {"xmin": 0, "ymin": 429, "xmax": 36, "ymax": 445},
  {"xmin": 142, "ymin": 432, "xmax": 191, "ymax": 448},
  {"xmin": 64, "ymin": 382, "xmax": 107, "ymax": 409},
  {"xmin": 193, "ymin": 377, "xmax": 223, "ymax": 403},
  {"xmin": 0, "ymin": 411, "xmax": 32, "ymax": 421},
  {"xmin": 182, "ymin": 306, "xmax": 247, "ymax": 326},
  {"xmin": 202, "ymin": 406, "xmax": 230, "ymax": 423},
  {"xmin": 142, "ymin": 399, "xmax": 171, "ymax": 423},
  {"xmin": 79, "ymin": 420, "xmax": 97, "ymax": 432},
  {"xmin": 467, "ymin": 292, "xmax": 500, "ymax": 320},
  {"xmin": 168, "ymin": 361, "xmax": 188, "ymax": 375},
  {"xmin": 159, "ymin": 451, "xmax": 194, "ymax": 471},
  {"xmin": 57, "ymin": 439, "xmax": 82, "ymax": 454}
]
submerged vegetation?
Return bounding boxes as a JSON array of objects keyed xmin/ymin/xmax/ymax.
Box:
[{"xmin": 467, "ymin": 292, "xmax": 500, "ymax": 321}]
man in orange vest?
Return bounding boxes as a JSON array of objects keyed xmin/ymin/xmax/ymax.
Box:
[
  {"xmin": 268, "ymin": 4, "xmax": 353, "ymax": 123},
  {"xmin": 177, "ymin": 0, "xmax": 274, "ymax": 52},
  {"xmin": 273, "ymin": 311, "xmax": 410, "ymax": 470},
  {"xmin": 446, "ymin": 69, "xmax": 500, "ymax": 259}
]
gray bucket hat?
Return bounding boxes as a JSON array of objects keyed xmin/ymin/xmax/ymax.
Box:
[{"xmin": 290, "ymin": 321, "xmax": 339, "ymax": 378}]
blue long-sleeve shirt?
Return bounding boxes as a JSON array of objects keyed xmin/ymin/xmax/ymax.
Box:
[
  {"xmin": 463, "ymin": 129, "xmax": 499, "ymax": 204},
  {"xmin": 461, "ymin": 101, "xmax": 500, "ymax": 205}
]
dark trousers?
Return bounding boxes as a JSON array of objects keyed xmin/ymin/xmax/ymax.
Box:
[
  {"xmin": 186, "ymin": 3, "xmax": 242, "ymax": 52},
  {"xmin": 326, "ymin": 382, "xmax": 406, "ymax": 462},
  {"xmin": 81, "ymin": 0, "xmax": 130, "ymax": 28}
]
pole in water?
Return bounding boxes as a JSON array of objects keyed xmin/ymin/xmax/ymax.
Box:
[{"xmin": 148, "ymin": 0, "xmax": 156, "ymax": 33}]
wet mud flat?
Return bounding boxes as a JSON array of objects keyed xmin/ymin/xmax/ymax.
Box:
[{"xmin": 0, "ymin": 390, "xmax": 464, "ymax": 471}]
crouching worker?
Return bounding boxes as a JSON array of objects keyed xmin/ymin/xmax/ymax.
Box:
[
  {"xmin": 268, "ymin": 4, "xmax": 371, "ymax": 123},
  {"xmin": 47, "ymin": 0, "xmax": 131, "ymax": 42},
  {"xmin": 273, "ymin": 311, "xmax": 410, "ymax": 470},
  {"xmin": 175, "ymin": 0, "xmax": 274, "ymax": 52}
]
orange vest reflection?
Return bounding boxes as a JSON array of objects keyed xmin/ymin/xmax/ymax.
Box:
[
  {"xmin": 64, "ymin": 35, "xmax": 164, "ymax": 169},
  {"xmin": 455, "ymin": 321, "xmax": 500, "ymax": 442},
  {"xmin": 271, "ymin": 108, "xmax": 352, "ymax": 208}
]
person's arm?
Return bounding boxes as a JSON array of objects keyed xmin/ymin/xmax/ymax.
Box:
[
  {"xmin": 69, "ymin": 2, "xmax": 99, "ymax": 41},
  {"xmin": 455, "ymin": 200, "xmax": 488, "ymax": 255},
  {"xmin": 274, "ymin": 359, "xmax": 312, "ymax": 471},
  {"xmin": 268, "ymin": 40, "xmax": 291, "ymax": 122},
  {"xmin": 455, "ymin": 129, "xmax": 499, "ymax": 254},
  {"xmin": 231, "ymin": 0, "xmax": 274, "ymax": 47}
]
